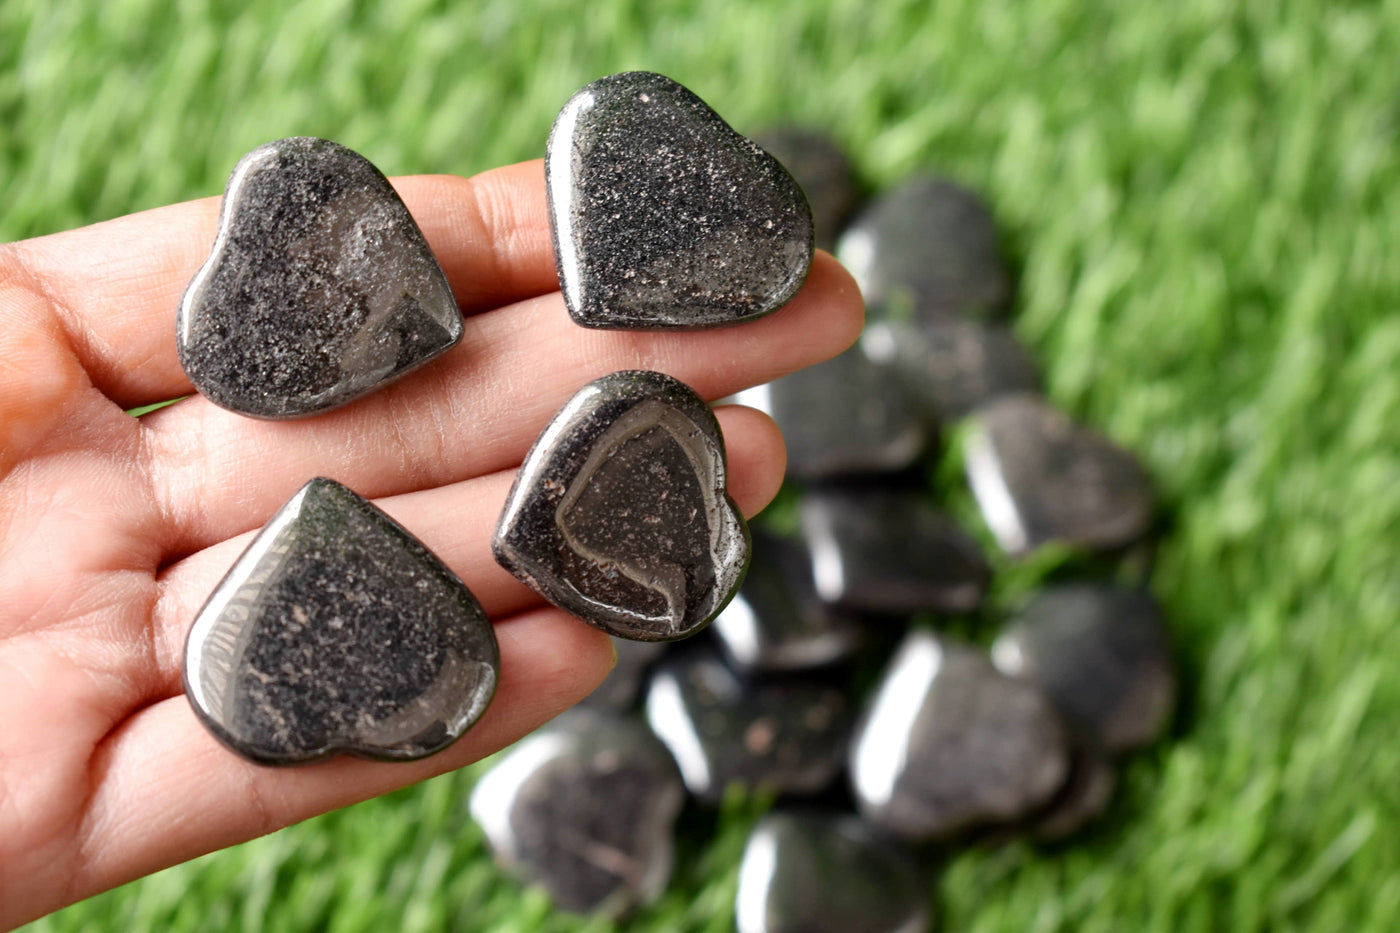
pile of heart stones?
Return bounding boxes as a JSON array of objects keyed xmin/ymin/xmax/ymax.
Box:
[{"xmin": 175, "ymin": 70, "xmax": 1175, "ymax": 932}]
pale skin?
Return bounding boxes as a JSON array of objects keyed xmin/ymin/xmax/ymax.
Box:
[{"xmin": 0, "ymin": 160, "xmax": 864, "ymax": 927}]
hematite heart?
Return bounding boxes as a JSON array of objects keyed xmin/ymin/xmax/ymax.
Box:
[
  {"xmin": 493, "ymin": 370, "xmax": 750, "ymax": 641},
  {"xmin": 470, "ymin": 709, "xmax": 684, "ymax": 916},
  {"xmin": 184, "ymin": 478, "xmax": 498, "ymax": 765},
  {"xmin": 177, "ymin": 137, "xmax": 462, "ymax": 419},
  {"xmin": 735, "ymin": 811, "xmax": 929, "ymax": 933},
  {"xmin": 850, "ymin": 630, "xmax": 1070, "ymax": 841},
  {"xmin": 965, "ymin": 394, "xmax": 1155, "ymax": 554},
  {"xmin": 992, "ymin": 583, "xmax": 1176, "ymax": 752},
  {"xmin": 645, "ymin": 644, "xmax": 855, "ymax": 803},
  {"xmin": 837, "ymin": 174, "xmax": 1011, "ymax": 326},
  {"xmin": 546, "ymin": 72, "xmax": 814, "ymax": 329}
]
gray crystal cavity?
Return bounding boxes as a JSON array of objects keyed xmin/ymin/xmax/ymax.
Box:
[
  {"xmin": 966, "ymin": 395, "xmax": 1155, "ymax": 554},
  {"xmin": 177, "ymin": 136, "xmax": 461, "ymax": 419},
  {"xmin": 494, "ymin": 370, "xmax": 750, "ymax": 641},
  {"xmin": 850, "ymin": 630, "xmax": 1070, "ymax": 840},
  {"xmin": 547, "ymin": 72, "xmax": 814, "ymax": 329},
  {"xmin": 470, "ymin": 709, "xmax": 684, "ymax": 916},
  {"xmin": 992, "ymin": 583, "xmax": 1176, "ymax": 752},
  {"xmin": 183, "ymin": 478, "xmax": 498, "ymax": 764},
  {"xmin": 736, "ymin": 812, "xmax": 930, "ymax": 933},
  {"xmin": 838, "ymin": 174, "xmax": 1011, "ymax": 325}
]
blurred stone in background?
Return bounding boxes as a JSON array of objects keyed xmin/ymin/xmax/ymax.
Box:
[
  {"xmin": 965, "ymin": 394, "xmax": 1156, "ymax": 555},
  {"xmin": 470, "ymin": 710, "xmax": 684, "ymax": 916},
  {"xmin": 736, "ymin": 811, "xmax": 930, "ymax": 933},
  {"xmin": 850, "ymin": 630, "xmax": 1070, "ymax": 841}
]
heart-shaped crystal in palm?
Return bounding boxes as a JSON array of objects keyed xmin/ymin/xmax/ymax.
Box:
[
  {"xmin": 546, "ymin": 72, "xmax": 813, "ymax": 329},
  {"xmin": 183, "ymin": 478, "xmax": 498, "ymax": 765},
  {"xmin": 493, "ymin": 370, "xmax": 749, "ymax": 642}
]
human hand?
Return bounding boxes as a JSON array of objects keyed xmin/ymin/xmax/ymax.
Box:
[{"xmin": 0, "ymin": 160, "xmax": 863, "ymax": 927}]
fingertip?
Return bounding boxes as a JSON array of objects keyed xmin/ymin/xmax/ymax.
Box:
[
  {"xmin": 491, "ymin": 607, "xmax": 614, "ymax": 721},
  {"xmin": 811, "ymin": 248, "xmax": 867, "ymax": 355},
  {"xmin": 714, "ymin": 403, "xmax": 787, "ymax": 518}
]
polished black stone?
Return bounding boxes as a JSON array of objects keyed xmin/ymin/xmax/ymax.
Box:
[
  {"xmin": 645, "ymin": 645, "xmax": 855, "ymax": 803},
  {"xmin": 965, "ymin": 395, "xmax": 1155, "ymax": 554},
  {"xmin": 850, "ymin": 630, "xmax": 1070, "ymax": 841},
  {"xmin": 838, "ymin": 174, "xmax": 1011, "ymax": 325},
  {"xmin": 183, "ymin": 478, "xmax": 498, "ymax": 764},
  {"xmin": 1032, "ymin": 746, "xmax": 1117, "ymax": 841},
  {"xmin": 712, "ymin": 531, "xmax": 865, "ymax": 672},
  {"xmin": 546, "ymin": 72, "xmax": 814, "ymax": 329},
  {"xmin": 470, "ymin": 709, "xmax": 684, "ymax": 916},
  {"xmin": 800, "ymin": 487, "xmax": 989, "ymax": 615},
  {"xmin": 736, "ymin": 345, "xmax": 926, "ymax": 480},
  {"xmin": 862, "ymin": 318, "xmax": 1039, "ymax": 425},
  {"xmin": 752, "ymin": 128, "xmax": 860, "ymax": 251},
  {"xmin": 578, "ymin": 637, "xmax": 668, "ymax": 710},
  {"xmin": 177, "ymin": 137, "xmax": 462, "ymax": 419},
  {"xmin": 736, "ymin": 811, "xmax": 929, "ymax": 933},
  {"xmin": 494, "ymin": 370, "xmax": 750, "ymax": 641},
  {"xmin": 992, "ymin": 583, "xmax": 1176, "ymax": 752}
]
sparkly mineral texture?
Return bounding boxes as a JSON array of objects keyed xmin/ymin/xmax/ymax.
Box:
[
  {"xmin": 546, "ymin": 72, "xmax": 814, "ymax": 329},
  {"xmin": 966, "ymin": 395, "xmax": 1155, "ymax": 554},
  {"xmin": 470, "ymin": 709, "xmax": 684, "ymax": 916},
  {"xmin": 493, "ymin": 370, "xmax": 750, "ymax": 641},
  {"xmin": 752, "ymin": 128, "xmax": 861, "ymax": 251},
  {"xmin": 177, "ymin": 137, "xmax": 462, "ymax": 419},
  {"xmin": 183, "ymin": 478, "xmax": 498, "ymax": 764}
]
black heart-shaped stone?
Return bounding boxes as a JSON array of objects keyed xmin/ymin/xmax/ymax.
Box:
[
  {"xmin": 546, "ymin": 72, "xmax": 814, "ymax": 329},
  {"xmin": 861, "ymin": 317, "xmax": 1040, "ymax": 426},
  {"xmin": 470, "ymin": 709, "xmax": 684, "ymax": 916},
  {"xmin": 494, "ymin": 370, "xmax": 750, "ymax": 641},
  {"xmin": 799, "ymin": 486, "xmax": 990, "ymax": 615},
  {"xmin": 177, "ymin": 137, "xmax": 462, "ymax": 419},
  {"xmin": 735, "ymin": 811, "xmax": 929, "ymax": 933},
  {"xmin": 711, "ymin": 530, "xmax": 866, "ymax": 672},
  {"xmin": 736, "ymin": 345, "xmax": 927, "ymax": 481},
  {"xmin": 965, "ymin": 394, "xmax": 1155, "ymax": 554},
  {"xmin": 837, "ymin": 174, "xmax": 1011, "ymax": 325},
  {"xmin": 183, "ymin": 478, "xmax": 498, "ymax": 764},
  {"xmin": 849, "ymin": 630, "xmax": 1070, "ymax": 841},
  {"xmin": 992, "ymin": 583, "xmax": 1176, "ymax": 752},
  {"xmin": 751, "ymin": 128, "xmax": 860, "ymax": 251},
  {"xmin": 645, "ymin": 643, "xmax": 856, "ymax": 803}
]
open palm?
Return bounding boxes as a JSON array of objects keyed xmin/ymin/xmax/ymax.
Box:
[{"xmin": 0, "ymin": 160, "xmax": 862, "ymax": 927}]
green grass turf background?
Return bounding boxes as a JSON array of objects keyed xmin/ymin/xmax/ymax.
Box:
[{"xmin": 7, "ymin": 0, "xmax": 1400, "ymax": 929}]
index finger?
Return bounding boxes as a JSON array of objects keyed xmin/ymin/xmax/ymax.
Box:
[{"xmin": 7, "ymin": 162, "xmax": 556, "ymax": 408}]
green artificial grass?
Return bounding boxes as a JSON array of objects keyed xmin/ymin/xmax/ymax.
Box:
[{"xmin": 7, "ymin": 0, "xmax": 1400, "ymax": 929}]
